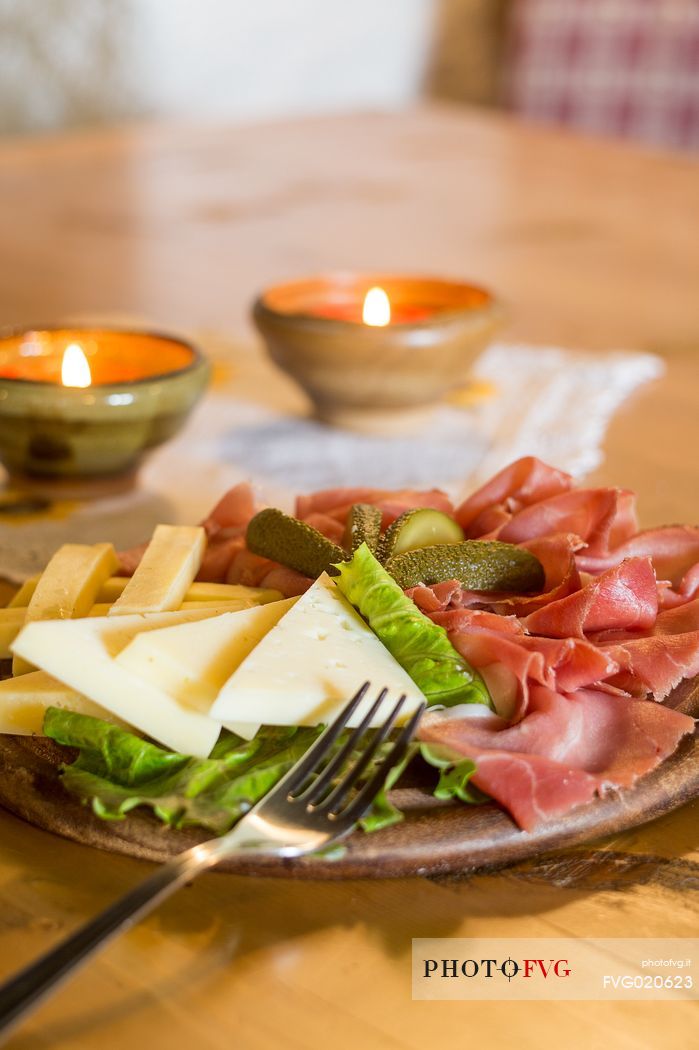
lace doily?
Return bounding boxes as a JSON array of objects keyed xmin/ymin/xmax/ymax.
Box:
[{"xmin": 0, "ymin": 342, "xmax": 663, "ymax": 582}]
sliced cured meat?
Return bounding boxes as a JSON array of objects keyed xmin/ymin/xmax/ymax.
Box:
[
  {"xmin": 407, "ymin": 579, "xmax": 469, "ymax": 614},
  {"xmin": 499, "ymin": 487, "xmax": 638, "ymax": 552},
  {"xmin": 418, "ymin": 686, "xmax": 694, "ymax": 829},
  {"xmin": 198, "ymin": 535, "xmax": 245, "ymax": 583},
  {"xmin": 577, "ymin": 524, "xmax": 699, "ymax": 586},
  {"xmin": 441, "ymin": 623, "xmax": 617, "ymax": 719},
  {"xmin": 454, "ymin": 752, "xmax": 600, "ymax": 831},
  {"xmin": 659, "ymin": 563, "xmax": 699, "ymax": 609},
  {"xmin": 523, "ymin": 557, "xmax": 657, "ymax": 638},
  {"xmin": 201, "ymin": 482, "xmax": 256, "ymax": 535},
  {"xmin": 299, "ymin": 512, "xmax": 346, "ymax": 545},
  {"xmin": 456, "ymin": 456, "xmax": 573, "ymax": 536},
  {"xmin": 258, "ymin": 565, "xmax": 312, "ymax": 596},
  {"xmin": 599, "ymin": 596, "xmax": 699, "ymax": 699},
  {"xmin": 296, "ymin": 487, "xmax": 454, "ymax": 528}
]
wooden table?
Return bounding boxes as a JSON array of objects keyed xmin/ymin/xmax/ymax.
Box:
[{"xmin": 0, "ymin": 106, "xmax": 697, "ymax": 1048}]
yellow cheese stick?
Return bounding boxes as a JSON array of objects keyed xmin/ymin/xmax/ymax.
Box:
[
  {"xmin": 8, "ymin": 578, "xmax": 38, "ymax": 608},
  {"xmin": 0, "ymin": 608, "xmax": 24, "ymax": 658},
  {"xmin": 13, "ymin": 543, "xmax": 119, "ymax": 676},
  {"xmin": 11, "ymin": 575, "xmax": 282, "ymax": 608},
  {"xmin": 108, "ymin": 525, "xmax": 206, "ymax": 615},
  {"xmin": 98, "ymin": 578, "xmax": 281, "ymax": 605}
]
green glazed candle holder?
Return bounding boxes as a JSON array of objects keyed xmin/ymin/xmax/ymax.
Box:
[{"xmin": 0, "ymin": 327, "xmax": 210, "ymax": 493}]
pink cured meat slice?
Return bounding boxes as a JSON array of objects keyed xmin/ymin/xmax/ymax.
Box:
[
  {"xmin": 442, "ymin": 626, "xmax": 618, "ymax": 721},
  {"xmin": 296, "ymin": 487, "xmax": 454, "ymax": 528},
  {"xmin": 498, "ymin": 488, "xmax": 638, "ymax": 551},
  {"xmin": 522, "ymin": 557, "xmax": 658, "ymax": 638},
  {"xmin": 418, "ymin": 686, "xmax": 694, "ymax": 830},
  {"xmin": 577, "ymin": 524, "xmax": 699, "ymax": 587},
  {"xmin": 599, "ymin": 596, "xmax": 699, "ymax": 699},
  {"xmin": 455, "ymin": 456, "xmax": 573, "ymax": 536}
]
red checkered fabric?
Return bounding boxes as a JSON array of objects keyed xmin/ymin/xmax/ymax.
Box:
[{"xmin": 504, "ymin": 0, "xmax": 699, "ymax": 150}]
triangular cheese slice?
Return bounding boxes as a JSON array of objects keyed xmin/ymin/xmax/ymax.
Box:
[
  {"xmin": 11, "ymin": 609, "xmax": 226, "ymax": 756},
  {"xmin": 210, "ymin": 573, "xmax": 424, "ymax": 727},
  {"xmin": 115, "ymin": 598, "xmax": 298, "ymax": 739}
]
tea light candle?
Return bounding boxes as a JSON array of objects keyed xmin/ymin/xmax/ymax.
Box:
[
  {"xmin": 0, "ymin": 327, "xmax": 209, "ymax": 489},
  {"xmin": 253, "ymin": 273, "xmax": 503, "ymax": 430}
]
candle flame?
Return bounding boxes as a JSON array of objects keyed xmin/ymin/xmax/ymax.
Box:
[
  {"xmin": 362, "ymin": 286, "xmax": 391, "ymax": 327},
  {"xmin": 61, "ymin": 343, "xmax": 92, "ymax": 388}
]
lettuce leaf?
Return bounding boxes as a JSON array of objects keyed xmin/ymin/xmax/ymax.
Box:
[
  {"xmin": 43, "ymin": 707, "xmax": 414, "ymax": 836},
  {"xmin": 419, "ymin": 743, "xmax": 489, "ymax": 805},
  {"xmin": 333, "ymin": 543, "xmax": 492, "ymax": 709}
]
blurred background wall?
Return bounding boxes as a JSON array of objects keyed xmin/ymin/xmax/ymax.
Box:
[{"xmin": 0, "ymin": 0, "xmax": 697, "ymax": 149}]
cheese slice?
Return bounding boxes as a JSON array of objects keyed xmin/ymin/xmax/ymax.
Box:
[
  {"xmin": 0, "ymin": 601, "xmax": 255, "ymax": 659},
  {"xmin": 108, "ymin": 524, "xmax": 205, "ymax": 615},
  {"xmin": 116, "ymin": 597, "xmax": 296, "ymax": 711},
  {"xmin": 12, "ymin": 575, "xmax": 282, "ymax": 608},
  {"xmin": 8, "ymin": 577, "xmax": 39, "ymax": 608},
  {"xmin": 9, "ymin": 608, "xmax": 228, "ymax": 754},
  {"xmin": 210, "ymin": 573, "xmax": 424, "ymax": 728},
  {"xmin": 98, "ymin": 577, "xmax": 281, "ymax": 606},
  {"xmin": 0, "ymin": 671, "xmax": 128, "ymax": 735},
  {"xmin": 0, "ymin": 608, "xmax": 25, "ymax": 659},
  {"xmin": 13, "ymin": 542, "xmax": 119, "ymax": 676},
  {"xmin": 89, "ymin": 599, "xmax": 256, "ymax": 617}
]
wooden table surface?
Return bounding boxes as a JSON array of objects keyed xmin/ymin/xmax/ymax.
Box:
[{"xmin": 0, "ymin": 106, "xmax": 697, "ymax": 1049}]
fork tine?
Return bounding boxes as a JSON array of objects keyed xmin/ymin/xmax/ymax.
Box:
[
  {"xmin": 319, "ymin": 694, "xmax": 410, "ymax": 814},
  {"xmin": 299, "ymin": 687, "xmax": 388, "ymax": 804},
  {"xmin": 281, "ymin": 681, "xmax": 371, "ymax": 795},
  {"xmin": 335, "ymin": 702, "xmax": 426, "ymax": 824}
]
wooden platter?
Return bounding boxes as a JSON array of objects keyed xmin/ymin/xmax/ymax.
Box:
[{"xmin": 0, "ymin": 677, "xmax": 697, "ymax": 880}]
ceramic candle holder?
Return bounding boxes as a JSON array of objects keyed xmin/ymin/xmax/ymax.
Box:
[
  {"xmin": 0, "ymin": 327, "xmax": 210, "ymax": 493},
  {"xmin": 252, "ymin": 273, "xmax": 504, "ymax": 430}
]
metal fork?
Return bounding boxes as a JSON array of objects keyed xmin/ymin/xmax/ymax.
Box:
[{"xmin": 0, "ymin": 683, "xmax": 424, "ymax": 1042}]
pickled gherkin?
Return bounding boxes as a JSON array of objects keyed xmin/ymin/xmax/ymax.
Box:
[
  {"xmin": 385, "ymin": 541, "xmax": 545, "ymax": 593},
  {"xmin": 343, "ymin": 503, "xmax": 383, "ymax": 555},
  {"xmin": 379, "ymin": 508, "xmax": 464, "ymax": 561},
  {"xmin": 246, "ymin": 508, "xmax": 346, "ymax": 578}
]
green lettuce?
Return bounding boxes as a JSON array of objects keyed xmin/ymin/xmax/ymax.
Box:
[
  {"xmin": 43, "ymin": 707, "xmax": 414, "ymax": 836},
  {"xmin": 419, "ymin": 743, "xmax": 489, "ymax": 804},
  {"xmin": 333, "ymin": 543, "xmax": 492, "ymax": 709}
]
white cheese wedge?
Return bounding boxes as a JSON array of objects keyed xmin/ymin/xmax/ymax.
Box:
[
  {"xmin": 108, "ymin": 524, "xmax": 206, "ymax": 615},
  {"xmin": 10, "ymin": 608, "xmax": 228, "ymax": 755},
  {"xmin": 13, "ymin": 542, "xmax": 119, "ymax": 676},
  {"xmin": 115, "ymin": 597, "xmax": 296, "ymax": 711},
  {"xmin": 0, "ymin": 671, "xmax": 128, "ymax": 735},
  {"xmin": 0, "ymin": 601, "xmax": 255, "ymax": 659},
  {"xmin": 210, "ymin": 573, "xmax": 424, "ymax": 728}
]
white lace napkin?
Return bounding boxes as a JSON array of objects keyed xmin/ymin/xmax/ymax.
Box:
[{"xmin": 0, "ymin": 342, "xmax": 663, "ymax": 583}]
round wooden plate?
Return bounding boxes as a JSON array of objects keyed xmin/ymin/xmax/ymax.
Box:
[{"xmin": 0, "ymin": 678, "xmax": 697, "ymax": 879}]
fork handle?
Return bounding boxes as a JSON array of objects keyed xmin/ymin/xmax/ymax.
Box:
[{"xmin": 0, "ymin": 840, "xmax": 222, "ymax": 1041}]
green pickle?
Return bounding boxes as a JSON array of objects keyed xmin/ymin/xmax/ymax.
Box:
[
  {"xmin": 385, "ymin": 541, "xmax": 545, "ymax": 592},
  {"xmin": 342, "ymin": 503, "xmax": 383, "ymax": 555},
  {"xmin": 246, "ymin": 508, "xmax": 346, "ymax": 578},
  {"xmin": 379, "ymin": 508, "xmax": 464, "ymax": 561}
]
